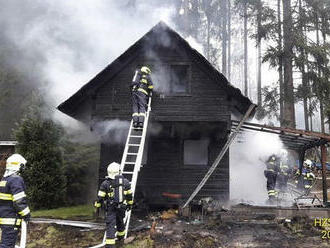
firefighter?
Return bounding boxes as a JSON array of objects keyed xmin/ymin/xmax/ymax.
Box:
[
  {"xmin": 264, "ymin": 154, "xmax": 279, "ymax": 202},
  {"xmin": 131, "ymin": 66, "xmax": 154, "ymax": 128},
  {"xmin": 94, "ymin": 162, "xmax": 133, "ymax": 248},
  {"xmin": 302, "ymin": 159, "xmax": 315, "ymax": 193},
  {"xmin": 0, "ymin": 154, "xmax": 30, "ymax": 248},
  {"xmin": 277, "ymin": 150, "xmax": 291, "ymax": 192}
]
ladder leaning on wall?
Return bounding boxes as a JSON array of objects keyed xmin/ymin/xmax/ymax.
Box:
[{"xmin": 120, "ymin": 94, "xmax": 152, "ymax": 238}]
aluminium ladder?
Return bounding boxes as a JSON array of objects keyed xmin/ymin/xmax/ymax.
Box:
[
  {"xmin": 121, "ymin": 94, "xmax": 152, "ymax": 238},
  {"xmin": 89, "ymin": 96, "xmax": 152, "ymax": 248}
]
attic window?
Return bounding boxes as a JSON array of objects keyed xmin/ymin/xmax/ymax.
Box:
[
  {"xmin": 170, "ymin": 65, "xmax": 189, "ymax": 94},
  {"xmin": 184, "ymin": 139, "xmax": 209, "ymax": 166}
]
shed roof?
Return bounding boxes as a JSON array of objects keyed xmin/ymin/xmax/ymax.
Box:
[
  {"xmin": 58, "ymin": 21, "xmax": 253, "ymax": 118},
  {"xmin": 231, "ymin": 120, "xmax": 330, "ymax": 151}
]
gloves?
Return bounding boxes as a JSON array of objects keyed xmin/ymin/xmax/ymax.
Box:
[
  {"xmin": 94, "ymin": 201, "xmax": 101, "ymax": 208},
  {"xmin": 22, "ymin": 213, "xmax": 31, "ymax": 222}
]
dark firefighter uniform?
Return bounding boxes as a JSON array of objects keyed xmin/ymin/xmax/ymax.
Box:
[
  {"xmin": 277, "ymin": 162, "xmax": 291, "ymax": 192},
  {"xmin": 95, "ymin": 175, "xmax": 133, "ymax": 248},
  {"xmin": 264, "ymin": 155, "xmax": 279, "ymax": 201},
  {"xmin": 131, "ymin": 66, "xmax": 153, "ymax": 128},
  {"xmin": 0, "ymin": 174, "xmax": 30, "ymax": 248},
  {"xmin": 302, "ymin": 167, "xmax": 315, "ymax": 192}
]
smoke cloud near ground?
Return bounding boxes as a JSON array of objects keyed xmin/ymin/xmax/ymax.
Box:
[{"xmin": 230, "ymin": 128, "xmax": 284, "ymax": 205}]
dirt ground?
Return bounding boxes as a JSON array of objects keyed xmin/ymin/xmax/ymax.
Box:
[{"xmin": 18, "ymin": 206, "xmax": 330, "ymax": 248}]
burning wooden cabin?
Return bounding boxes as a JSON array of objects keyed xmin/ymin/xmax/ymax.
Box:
[{"xmin": 58, "ymin": 22, "xmax": 253, "ymax": 205}]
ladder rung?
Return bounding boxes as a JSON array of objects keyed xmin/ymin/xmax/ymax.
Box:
[
  {"xmin": 132, "ymin": 127, "xmax": 143, "ymax": 130},
  {"xmin": 130, "ymin": 135, "xmax": 142, "ymax": 138},
  {"xmin": 125, "ymin": 162, "xmax": 136, "ymax": 165},
  {"xmin": 128, "ymin": 144, "xmax": 140, "ymax": 147},
  {"xmin": 122, "ymin": 171, "xmax": 134, "ymax": 175},
  {"xmin": 127, "ymin": 153, "xmax": 138, "ymax": 155}
]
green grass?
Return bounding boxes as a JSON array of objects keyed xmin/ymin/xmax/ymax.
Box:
[{"xmin": 31, "ymin": 204, "xmax": 94, "ymax": 220}]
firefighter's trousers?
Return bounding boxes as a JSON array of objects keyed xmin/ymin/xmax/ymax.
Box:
[
  {"xmin": 132, "ymin": 90, "xmax": 148, "ymax": 125},
  {"xmin": 277, "ymin": 174, "xmax": 289, "ymax": 191},
  {"xmin": 264, "ymin": 170, "xmax": 277, "ymax": 199},
  {"xmin": 105, "ymin": 206, "xmax": 126, "ymax": 248},
  {"xmin": 0, "ymin": 225, "xmax": 19, "ymax": 248}
]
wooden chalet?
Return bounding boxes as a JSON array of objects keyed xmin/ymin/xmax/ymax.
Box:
[{"xmin": 58, "ymin": 22, "xmax": 253, "ymax": 205}]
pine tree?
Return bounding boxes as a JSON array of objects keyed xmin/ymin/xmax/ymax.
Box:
[{"xmin": 14, "ymin": 107, "xmax": 66, "ymax": 209}]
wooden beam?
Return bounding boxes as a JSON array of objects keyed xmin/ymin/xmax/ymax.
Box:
[{"xmin": 321, "ymin": 145, "xmax": 328, "ymax": 205}]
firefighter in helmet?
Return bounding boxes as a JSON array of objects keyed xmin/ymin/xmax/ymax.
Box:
[
  {"xmin": 0, "ymin": 154, "xmax": 30, "ymax": 248},
  {"xmin": 302, "ymin": 159, "xmax": 315, "ymax": 192},
  {"xmin": 131, "ymin": 66, "xmax": 154, "ymax": 128},
  {"xmin": 264, "ymin": 154, "xmax": 280, "ymax": 202},
  {"xmin": 94, "ymin": 162, "xmax": 133, "ymax": 248}
]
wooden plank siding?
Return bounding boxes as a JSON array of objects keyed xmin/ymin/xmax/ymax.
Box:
[
  {"xmin": 99, "ymin": 122, "xmax": 229, "ymax": 205},
  {"xmin": 92, "ymin": 46, "xmax": 231, "ymax": 123}
]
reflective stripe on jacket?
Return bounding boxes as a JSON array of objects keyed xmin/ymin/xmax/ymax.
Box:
[{"xmin": 0, "ymin": 174, "xmax": 30, "ymax": 224}]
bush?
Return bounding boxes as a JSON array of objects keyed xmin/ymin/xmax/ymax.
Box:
[{"xmin": 14, "ymin": 114, "xmax": 66, "ymax": 209}]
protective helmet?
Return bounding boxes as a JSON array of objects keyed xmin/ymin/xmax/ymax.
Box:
[
  {"xmin": 107, "ymin": 162, "xmax": 120, "ymax": 179},
  {"xmin": 304, "ymin": 159, "xmax": 313, "ymax": 168},
  {"xmin": 141, "ymin": 66, "xmax": 151, "ymax": 74},
  {"xmin": 5, "ymin": 154, "xmax": 27, "ymax": 177}
]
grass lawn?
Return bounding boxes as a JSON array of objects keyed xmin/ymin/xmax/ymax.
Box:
[{"xmin": 31, "ymin": 204, "xmax": 95, "ymax": 220}]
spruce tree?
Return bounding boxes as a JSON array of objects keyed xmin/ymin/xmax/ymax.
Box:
[{"xmin": 14, "ymin": 109, "xmax": 66, "ymax": 209}]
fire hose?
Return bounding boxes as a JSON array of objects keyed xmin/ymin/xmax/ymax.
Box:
[{"xmin": 15, "ymin": 220, "xmax": 27, "ymax": 248}]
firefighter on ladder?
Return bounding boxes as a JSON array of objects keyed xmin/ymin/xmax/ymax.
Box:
[
  {"xmin": 264, "ymin": 154, "xmax": 280, "ymax": 203},
  {"xmin": 131, "ymin": 66, "xmax": 154, "ymax": 128},
  {"xmin": 0, "ymin": 154, "xmax": 30, "ymax": 248},
  {"xmin": 94, "ymin": 162, "xmax": 133, "ymax": 248}
]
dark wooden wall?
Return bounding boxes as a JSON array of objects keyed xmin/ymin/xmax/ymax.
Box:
[
  {"xmin": 99, "ymin": 122, "xmax": 229, "ymax": 205},
  {"xmin": 92, "ymin": 41, "xmax": 231, "ymax": 124}
]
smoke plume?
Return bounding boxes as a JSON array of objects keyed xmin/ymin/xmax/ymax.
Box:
[{"xmin": 230, "ymin": 128, "xmax": 284, "ymax": 205}]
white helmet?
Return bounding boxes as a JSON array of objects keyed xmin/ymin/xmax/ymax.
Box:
[
  {"xmin": 107, "ymin": 162, "xmax": 120, "ymax": 179},
  {"xmin": 304, "ymin": 159, "xmax": 313, "ymax": 168},
  {"xmin": 5, "ymin": 154, "xmax": 27, "ymax": 177}
]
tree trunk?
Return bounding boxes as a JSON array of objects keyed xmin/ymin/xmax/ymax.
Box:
[
  {"xmin": 228, "ymin": 0, "xmax": 231, "ymax": 81},
  {"xmin": 207, "ymin": 17, "xmax": 210, "ymax": 60},
  {"xmin": 298, "ymin": 0, "xmax": 309, "ymax": 131},
  {"xmin": 221, "ymin": 0, "xmax": 227, "ymax": 76},
  {"xmin": 244, "ymin": 1, "xmax": 248, "ymax": 97},
  {"xmin": 257, "ymin": 1, "xmax": 262, "ymax": 106},
  {"xmin": 277, "ymin": 0, "xmax": 284, "ymax": 125},
  {"xmin": 282, "ymin": 0, "xmax": 295, "ymax": 128},
  {"xmin": 316, "ymin": 15, "xmax": 325, "ymax": 133}
]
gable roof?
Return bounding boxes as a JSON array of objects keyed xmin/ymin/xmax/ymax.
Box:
[{"xmin": 58, "ymin": 21, "xmax": 254, "ymax": 117}]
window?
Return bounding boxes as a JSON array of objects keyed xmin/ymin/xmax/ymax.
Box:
[
  {"xmin": 184, "ymin": 139, "xmax": 209, "ymax": 166},
  {"xmin": 170, "ymin": 65, "xmax": 189, "ymax": 94}
]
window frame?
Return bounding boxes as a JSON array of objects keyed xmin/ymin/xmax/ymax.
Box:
[
  {"xmin": 167, "ymin": 63, "xmax": 192, "ymax": 96},
  {"xmin": 182, "ymin": 138, "xmax": 210, "ymax": 167}
]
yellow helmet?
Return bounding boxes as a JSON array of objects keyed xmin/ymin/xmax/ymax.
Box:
[{"xmin": 141, "ymin": 66, "xmax": 151, "ymax": 74}]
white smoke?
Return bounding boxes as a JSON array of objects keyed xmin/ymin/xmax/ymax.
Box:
[
  {"xmin": 230, "ymin": 128, "xmax": 284, "ymax": 205},
  {"xmin": 0, "ymin": 0, "xmax": 178, "ymax": 127},
  {"xmin": 93, "ymin": 119, "xmax": 130, "ymax": 144}
]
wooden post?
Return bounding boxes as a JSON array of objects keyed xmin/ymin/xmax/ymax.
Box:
[{"xmin": 321, "ymin": 144, "xmax": 328, "ymax": 205}]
